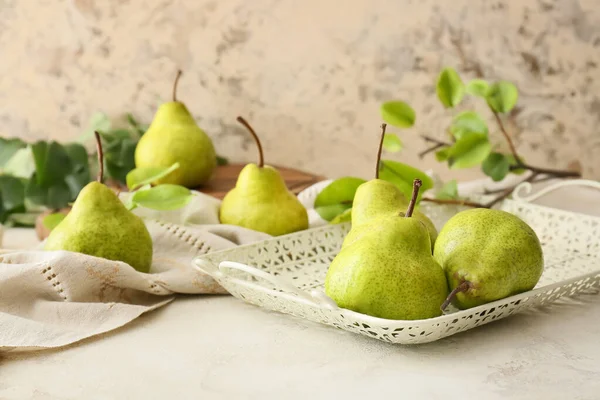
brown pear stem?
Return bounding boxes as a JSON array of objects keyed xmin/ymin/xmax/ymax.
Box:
[
  {"xmin": 94, "ymin": 131, "xmax": 104, "ymax": 183},
  {"xmin": 172, "ymin": 70, "xmax": 183, "ymax": 102},
  {"xmin": 404, "ymin": 179, "xmax": 422, "ymax": 217},
  {"xmin": 236, "ymin": 116, "xmax": 264, "ymax": 168},
  {"xmin": 440, "ymin": 281, "xmax": 472, "ymax": 312},
  {"xmin": 375, "ymin": 123, "xmax": 387, "ymax": 179}
]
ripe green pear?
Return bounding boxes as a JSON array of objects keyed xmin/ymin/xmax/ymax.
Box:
[
  {"xmin": 135, "ymin": 71, "xmax": 216, "ymax": 188},
  {"xmin": 346, "ymin": 179, "xmax": 437, "ymax": 249},
  {"xmin": 219, "ymin": 164, "xmax": 308, "ymax": 236},
  {"xmin": 44, "ymin": 181, "xmax": 153, "ymax": 273},
  {"xmin": 218, "ymin": 116, "xmax": 308, "ymax": 236},
  {"xmin": 325, "ymin": 180, "xmax": 448, "ymax": 320},
  {"xmin": 434, "ymin": 208, "xmax": 544, "ymax": 310}
]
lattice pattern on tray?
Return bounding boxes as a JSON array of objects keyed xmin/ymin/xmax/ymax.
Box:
[{"xmin": 195, "ymin": 183, "xmax": 600, "ymax": 344}]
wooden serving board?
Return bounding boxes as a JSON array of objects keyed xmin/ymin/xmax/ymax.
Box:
[{"xmin": 196, "ymin": 163, "xmax": 325, "ymax": 200}]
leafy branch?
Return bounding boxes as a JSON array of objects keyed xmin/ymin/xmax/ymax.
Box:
[
  {"xmin": 0, "ymin": 111, "xmax": 226, "ymax": 228},
  {"xmin": 382, "ymin": 66, "xmax": 581, "ymax": 209},
  {"xmin": 316, "ymin": 64, "xmax": 582, "ymax": 223}
]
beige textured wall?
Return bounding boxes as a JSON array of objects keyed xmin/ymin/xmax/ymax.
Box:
[{"xmin": 0, "ymin": 0, "xmax": 598, "ymax": 181}]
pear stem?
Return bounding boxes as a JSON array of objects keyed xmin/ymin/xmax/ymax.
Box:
[
  {"xmin": 172, "ymin": 70, "xmax": 183, "ymax": 102},
  {"xmin": 375, "ymin": 123, "xmax": 387, "ymax": 179},
  {"xmin": 440, "ymin": 281, "xmax": 472, "ymax": 313},
  {"xmin": 94, "ymin": 131, "xmax": 104, "ymax": 183},
  {"xmin": 404, "ymin": 179, "xmax": 422, "ymax": 218},
  {"xmin": 236, "ymin": 116, "xmax": 264, "ymax": 168}
]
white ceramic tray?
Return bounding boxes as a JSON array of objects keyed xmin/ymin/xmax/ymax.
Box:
[{"xmin": 194, "ymin": 180, "xmax": 600, "ymax": 344}]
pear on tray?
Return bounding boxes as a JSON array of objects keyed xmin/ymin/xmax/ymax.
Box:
[
  {"xmin": 344, "ymin": 124, "xmax": 438, "ymax": 250},
  {"xmin": 435, "ymin": 208, "xmax": 544, "ymax": 311},
  {"xmin": 325, "ymin": 178, "xmax": 449, "ymax": 320},
  {"xmin": 135, "ymin": 70, "xmax": 217, "ymax": 188},
  {"xmin": 219, "ymin": 116, "xmax": 309, "ymax": 236},
  {"xmin": 44, "ymin": 132, "xmax": 153, "ymax": 273}
]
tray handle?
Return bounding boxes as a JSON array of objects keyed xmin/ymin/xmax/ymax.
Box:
[
  {"xmin": 193, "ymin": 259, "xmax": 339, "ymax": 310},
  {"xmin": 512, "ymin": 179, "xmax": 600, "ymax": 203}
]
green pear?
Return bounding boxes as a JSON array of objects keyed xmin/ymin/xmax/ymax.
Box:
[
  {"xmin": 45, "ymin": 133, "xmax": 153, "ymax": 273},
  {"xmin": 325, "ymin": 179, "xmax": 448, "ymax": 320},
  {"xmin": 434, "ymin": 208, "xmax": 544, "ymax": 310},
  {"xmin": 135, "ymin": 70, "xmax": 216, "ymax": 188},
  {"xmin": 219, "ymin": 117, "xmax": 308, "ymax": 236},
  {"xmin": 342, "ymin": 125, "xmax": 437, "ymax": 249},
  {"xmin": 348, "ymin": 179, "xmax": 437, "ymax": 249}
]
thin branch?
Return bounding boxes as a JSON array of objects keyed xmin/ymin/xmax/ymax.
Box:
[
  {"xmin": 483, "ymin": 174, "xmax": 563, "ymax": 195},
  {"xmin": 421, "ymin": 197, "xmax": 487, "ymax": 208},
  {"xmin": 513, "ymin": 163, "xmax": 581, "ymax": 178},
  {"xmin": 423, "ymin": 172, "xmax": 539, "ymax": 210},
  {"xmin": 421, "ymin": 135, "xmax": 451, "ymax": 146},
  {"xmin": 483, "ymin": 186, "xmax": 514, "ymax": 209},
  {"xmin": 492, "ymin": 112, "xmax": 522, "ymax": 164},
  {"xmin": 483, "ymin": 172, "xmax": 539, "ymax": 209},
  {"xmin": 419, "ymin": 143, "xmax": 445, "ymax": 159}
]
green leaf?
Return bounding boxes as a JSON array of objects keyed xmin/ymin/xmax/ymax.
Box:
[
  {"xmin": 6, "ymin": 213, "xmax": 38, "ymax": 227},
  {"xmin": 64, "ymin": 143, "xmax": 92, "ymax": 198},
  {"xmin": 450, "ymin": 111, "xmax": 488, "ymax": 140},
  {"xmin": 126, "ymin": 163, "xmax": 180, "ymax": 190},
  {"xmin": 482, "ymin": 152, "xmax": 511, "ymax": 182},
  {"xmin": 447, "ymin": 132, "xmax": 492, "ymax": 169},
  {"xmin": 378, "ymin": 160, "xmax": 434, "ymax": 202},
  {"xmin": 314, "ymin": 177, "xmax": 366, "ymax": 209},
  {"xmin": 506, "ymin": 154, "xmax": 527, "ymax": 175},
  {"xmin": 25, "ymin": 178, "xmax": 72, "ymax": 209},
  {"xmin": 24, "ymin": 175, "xmax": 47, "ymax": 206},
  {"xmin": 436, "ymin": 180, "xmax": 459, "ymax": 200},
  {"xmin": 2, "ymin": 147, "xmax": 35, "ymax": 178},
  {"xmin": 436, "ymin": 67, "xmax": 465, "ymax": 108},
  {"xmin": 330, "ymin": 208, "xmax": 353, "ymax": 224},
  {"xmin": 130, "ymin": 184, "xmax": 193, "ymax": 211},
  {"xmin": 43, "ymin": 213, "xmax": 66, "ymax": 230},
  {"xmin": 216, "ymin": 155, "xmax": 229, "ymax": 166},
  {"xmin": 103, "ymin": 129, "xmax": 133, "ymax": 141},
  {"xmin": 380, "ymin": 101, "xmax": 416, "ymax": 128},
  {"xmin": 486, "ymin": 81, "xmax": 519, "ymax": 113},
  {"xmin": 31, "ymin": 141, "xmax": 73, "ymax": 187},
  {"xmin": 0, "ymin": 176, "xmax": 26, "ymax": 222},
  {"xmin": 0, "ymin": 138, "xmax": 26, "ymax": 167},
  {"xmin": 465, "ymin": 79, "xmax": 490, "ymax": 97},
  {"xmin": 47, "ymin": 182, "xmax": 73, "ymax": 209},
  {"xmin": 382, "ymin": 134, "xmax": 403, "ymax": 153},
  {"xmin": 314, "ymin": 177, "xmax": 365, "ymax": 222},
  {"xmin": 78, "ymin": 112, "xmax": 112, "ymax": 143},
  {"xmin": 127, "ymin": 113, "xmax": 139, "ymax": 128},
  {"xmin": 127, "ymin": 113, "xmax": 148, "ymax": 136},
  {"xmin": 64, "ymin": 143, "xmax": 90, "ymax": 171},
  {"xmin": 0, "ymin": 176, "xmax": 25, "ymax": 211},
  {"xmin": 435, "ymin": 147, "xmax": 451, "ymax": 162},
  {"xmin": 315, "ymin": 204, "xmax": 352, "ymax": 222},
  {"xmin": 104, "ymin": 137, "xmax": 137, "ymax": 183}
]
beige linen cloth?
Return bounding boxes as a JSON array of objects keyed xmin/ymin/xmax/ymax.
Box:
[{"xmin": 0, "ymin": 191, "xmax": 271, "ymax": 351}]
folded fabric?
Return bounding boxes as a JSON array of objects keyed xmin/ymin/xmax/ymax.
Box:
[{"xmin": 0, "ymin": 191, "xmax": 270, "ymax": 351}]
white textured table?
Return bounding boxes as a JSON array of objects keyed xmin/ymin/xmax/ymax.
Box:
[{"xmin": 1, "ymin": 181, "xmax": 600, "ymax": 400}]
